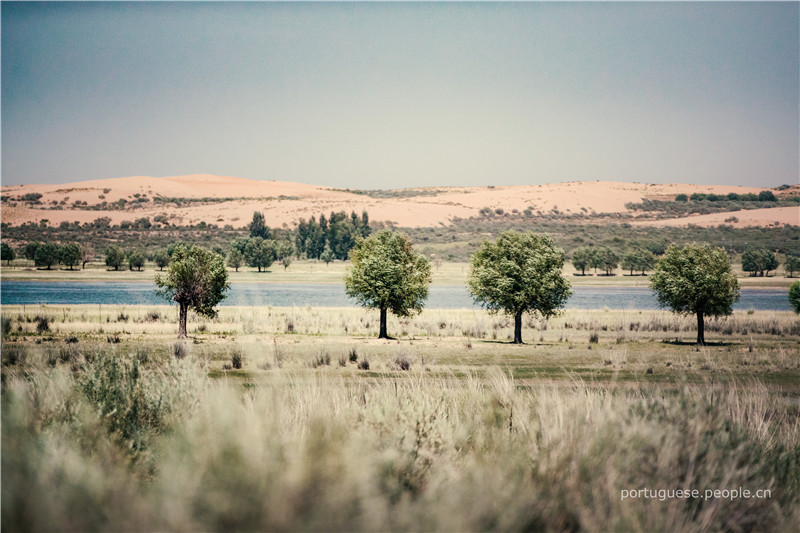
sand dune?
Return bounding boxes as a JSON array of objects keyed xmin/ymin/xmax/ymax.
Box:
[{"xmin": 1, "ymin": 174, "xmax": 793, "ymax": 229}]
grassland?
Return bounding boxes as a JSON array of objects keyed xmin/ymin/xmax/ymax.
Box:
[{"xmin": 2, "ymin": 304, "xmax": 799, "ymax": 530}]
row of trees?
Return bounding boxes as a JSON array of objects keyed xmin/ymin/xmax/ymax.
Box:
[
  {"xmin": 342, "ymin": 231, "xmax": 741, "ymax": 345},
  {"xmin": 571, "ymin": 246, "xmax": 655, "ymax": 276},
  {"xmin": 156, "ymin": 230, "xmax": 789, "ymax": 346},
  {"xmin": 295, "ymin": 210, "xmax": 370, "ymax": 260},
  {"xmin": 7, "ymin": 241, "xmax": 95, "ymax": 270}
]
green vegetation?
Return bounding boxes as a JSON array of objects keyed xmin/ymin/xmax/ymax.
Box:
[
  {"xmin": 345, "ymin": 230, "xmax": 431, "ymax": 339},
  {"xmin": 1, "ymin": 242, "xmax": 15, "ymax": 265},
  {"xmin": 742, "ymin": 248, "xmax": 780, "ymax": 277},
  {"xmin": 786, "ymin": 255, "xmax": 800, "ymax": 278},
  {"xmin": 790, "ymin": 281, "xmax": 800, "ymax": 313},
  {"xmin": 155, "ymin": 245, "xmax": 229, "ymax": 338},
  {"xmin": 469, "ymin": 231, "xmax": 571, "ymax": 344},
  {"xmin": 651, "ymin": 243, "xmax": 740, "ymax": 345},
  {"xmin": 626, "ymin": 189, "xmax": 799, "ymax": 217},
  {"xmin": 105, "ymin": 245, "xmax": 125, "ymax": 270}
]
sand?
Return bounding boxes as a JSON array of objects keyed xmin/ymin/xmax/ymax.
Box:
[{"xmin": 1, "ymin": 174, "xmax": 794, "ymax": 229}]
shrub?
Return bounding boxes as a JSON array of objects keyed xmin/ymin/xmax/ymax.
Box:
[
  {"xmin": 395, "ymin": 354, "xmax": 411, "ymax": 371},
  {"xmin": 231, "ymin": 346, "xmax": 244, "ymax": 369},
  {"xmin": 357, "ymin": 357, "xmax": 370, "ymax": 370},
  {"xmin": 589, "ymin": 331, "xmax": 599, "ymax": 343},
  {"xmin": 173, "ymin": 342, "xmax": 189, "ymax": 359},
  {"xmin": 348, "ymin": 347, "xmax": 358, "ymax": 362},
  {"xmin": 35, "ymin": 315, "xmax": 50, "ymax": 333},
  {"xmin": 311, "ymin": 350, "xmax": 331, "ymax": 368},
  {"xmin": 2, "ymin": 316, "xmax": 12, "ymax": 337}
]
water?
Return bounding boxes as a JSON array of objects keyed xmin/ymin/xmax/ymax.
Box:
[{"xmin": 0, "ymin": 281, "xmax": 793, "ymax": 311}]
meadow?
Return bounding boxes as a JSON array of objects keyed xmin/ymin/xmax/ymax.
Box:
[{"xmin": 2, "ymin": 304, "xmax": 800, "ymax": 531}]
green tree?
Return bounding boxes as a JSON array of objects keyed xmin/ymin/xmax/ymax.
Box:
[
  {"xmin": 597, "ymin": 247, "xmax": 619, "ymax": 276},
  {"xmin": 468, "ymin": 231, "xmax": 571, "ymax": 344},
  {"xmin": 227, "ymin": 248, "xmax": 244, "ymax": 272},
  {"xmin": 245, "ymin": 237, "xmax": 275, "ymax": 272},
  {"xmin": 105, "ymin": 245, "xmax": 126, "ymax": 271},
  {"xmin": 153, "ymin": 250, "xmax": 170, "ymax": 271},
  {"xmin": 59, "ymin": 243, "xmax": 81, "ymax": 270},
  {"xmin": 155, "ymin": 245, "xmax": 229, "ymax": 338},
  {"xmin": 785, "ymin": 255, "xmax": 800, "ymax": 278},
  {"xmin": 621, "ymin": 248, "xmax": 656, "ymax": 276},
  {"xmin": 320, "ymin": 243, "xmax": 334, "ymax": 266},
  {"xmin": 345, "ymin": 230, "xmax": 431, "ymax": 339},
  {"xmin": 571, "ymin": 246, "xmax": 593, "ymax": 275},
  {"xmin": 127, "ymin": 249, "xmax": 146, "ymax": 271},
  {"xmin": 22, "ymin": 242, "xmax": 40, "ymax": 261},
  {"xmin": 650, "ymin": 243, "xmax": 740, "ymax": 345},
  {"xmin": 789, "ymin": 281, "xmax": 800, "ymax": 313},
  {"xmin": 34, "ymin": 243, "xmax": 60, "ymax": 269},
  {"xmin": 1, "ymin": 242, "xmax": 15, "ymax": 265},
  {"xmin": 249, "ymin": 211, "xmax": 272, "ymax": 240},
  {"xmin": 742, "ymin": 248, "xmax": 779, "ymax": 277}
]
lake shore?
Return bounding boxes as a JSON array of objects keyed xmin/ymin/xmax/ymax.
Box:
[{"xmin": 1, "ymin": 260, "xmax": 795, "ymax": 288}]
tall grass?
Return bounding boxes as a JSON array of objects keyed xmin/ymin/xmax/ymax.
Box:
[{"xmin": 2, "ymin": 347, "xmax": 798, "ymax": 531}]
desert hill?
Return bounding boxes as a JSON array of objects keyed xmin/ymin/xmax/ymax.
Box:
[{"xmin": 1, "ymin": 174, "xmax": 797, "ymax": 229}]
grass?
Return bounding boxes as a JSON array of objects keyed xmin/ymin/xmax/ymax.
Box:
[{"xmin": 2, "ymin": 304, "xmax": 800, "ymax": 530}]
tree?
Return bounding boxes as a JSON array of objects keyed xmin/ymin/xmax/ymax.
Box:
[
  {"xmin": 621, "ymin": 248, "xmax": 656, "ymax": 276},
  {"xmin": 650, "ymin": 243, "xmax": 740, "ymax": 345},
  {"xmin": 80, "ymin": 244, "xmax": 96, "ymax": 269},
  {"xmin": 468, "ymin": 231, "xmax": 571, "ymax": 344},
  {"xmin": 742, "ymin": 248, "xmax": 779, "ymax": 277},
  {"xmin": 34, "ymin": 243, "xmax": 60, "ymax": 269},
  {"xmin": 571, "ymin": 247, "xmax": 593, "ymax": 275},
  {"xmin": 785, "ymin": 255, "xmax": 800, "ymax": 278},
  {"xmin": 227, "ymin": 248, "xmax": 244, "ymax": 272},
  {"xmin": 59, "ymin": 243, "xmax": 81, "ymax": 270},
  {"xmin": 22, "ymin": 242, "xmax": 41, "ymax": 261},
  {"xmin": 249, "ymin": 211, "xmax": 272, "ymax": 240},
  {"xmin": 127, "ymin": 249, "xmax": 146, "ymax": 271},
  {"xmin": 153, "ymin": 250, "xmax": 170, "ymax": 271},
  {"xmin": 320, "ymin": 243, "xmax": 334, "ymax": 265},
  {"xmin": 155, "ymin": 245, "xmax": 229, "ymax": 338},
  {"xmin": 1, "ymin": 242, "xmax": 15, "ymax": 265},
  {"xmin": 345, "ymin": 230, "xmax": 431, "ymax": 339},
  {"xmin": 244, "ymin": 237, "xmax": 275, "ymax": 272},
  {"xmin": 789, "ymin": 281, "xmax": 800, "ymax": 313},
  {"xmin": 105, "ymin": 245, "xmax": 126, "ymax": 270},
  {"xmin": 597, "ymin": 247, "xmax": 618, "ymax": 276}
]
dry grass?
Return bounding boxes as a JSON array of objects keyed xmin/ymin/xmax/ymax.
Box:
[{"xmin": 2, "ymin": 304, "xmax": 799, "ymax": 531}]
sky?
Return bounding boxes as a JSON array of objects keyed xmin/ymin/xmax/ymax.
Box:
[{"xmin": 2, "ymin": 1, "xmax": 798, "ymax": 189}]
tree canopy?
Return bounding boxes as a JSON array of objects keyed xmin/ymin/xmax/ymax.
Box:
[
  {"xmin": 155, "ymin": 245, "xmax": 229, "ymax": 338},
  {"xmin": 789, "ymin": 281, "xmax": 800, "ymax": 314},
  {"xmin": 650, "ymin": 242, "xmax": 740, "ymax": 345},
  {"xmin": 344, "ymin": 230, "xmax": 431, "ymax": 339},
  {"xmin": 468, "ymin": 231, "xmax": 571, "ymax": 344}
]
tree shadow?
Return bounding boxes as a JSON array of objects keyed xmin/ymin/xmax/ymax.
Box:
[{"xmin": 660, "ymin": 339, "xmax": 734, "ymax": 347}]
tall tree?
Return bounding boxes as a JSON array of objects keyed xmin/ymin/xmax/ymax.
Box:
[
  {"xmin": 227, "ymin": 249, "xmax": 244, "ymax": 272},
  {"xmin": 249, "ymin": 211, "xmax": 272, "ymax": 240},
  {"xmin": 105, "ymin": 246, "xmax": 126, "ymax": 271},
  {"xmin": 127, "ymin": 249, "xmax": 146, "ymax": 271},
  {"xmin": 34, "ymin": 243, "xmax": 60, "ymax": 270},
  {"xmin": 785, "ymin": 255, "xmax": 800, "ymax": 278},
  {"xmin": 345, "ymin": 230, "xmax": 431, "ymax": 339},
  {"xmin": 650, "ymin": 243, "xmax": 740, "ymax": 345},
  {"xmin": 245, "ymin": 237, "xmax": 275, "ymax": 272},
  {"xmin": 571, "ymin": 246, "xmax": 593, "ymax": 275},
  {"xmin": 1, "ymin": 242, "xmax": 15, "ymax": 265},
  {"xmin": 59, "ymin": 243, "xmax": 81, "ymax": 270},
  {"xmin": 80, "ymin": 244, "xmax": 96, "ymax": 269},
  {"xmin": 468, "ymin": 231, "xmax": 571, "ymax": 344},
  {"xmin": 155, "ymin": 245, "xmax": 229, "ymax": 338},
  {"xmin": 153, "ymin": 250, "xmax": 170, "ymax": 271},
  {"xmin": 789, "ymin": 281, "xmax": 800, "ymax": 314}
]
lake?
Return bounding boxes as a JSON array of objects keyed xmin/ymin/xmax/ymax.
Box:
[{"xmin": 0, "ymin": 281, "xmax": 793, "ymax": 311}]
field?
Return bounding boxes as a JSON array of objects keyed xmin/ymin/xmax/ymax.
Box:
[{"xmin": 2, "ymin": 304, "xmax": 800, "ymax": 530}]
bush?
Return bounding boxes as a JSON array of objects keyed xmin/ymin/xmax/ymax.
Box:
[
  {"xmin": 589, "ymin": 331, "xmax": 599, "ymax": 343},
  {"xmin": 395, "ymin": 354, "xmax": 411, "ymax": 371},
  {"xmin": 357, "ymin": 357, "xmax": 370, "ymax": 370},
  {"xmin": 35, "ymin": 315, "xmax": 50, "ymax": 333},
  {"xmin": 231, "ymin": 347, "xmax": 244, "ymax": 369},
  {"xmin": 348, "ymin": 347, "xmax": 358, "ymax": 363},
  {"xmin": 2, "ymin": 316, "xmax": 12, "ymax": 337}
]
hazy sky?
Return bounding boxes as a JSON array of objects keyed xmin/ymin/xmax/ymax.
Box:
[{"xmin": 2, "ymin": 2, "xmax": 798, "ymax": 188}]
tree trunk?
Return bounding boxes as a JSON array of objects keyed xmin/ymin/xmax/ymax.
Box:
[
  {"xmin": 178, "ymin": 302, "xmax": 188, "ymax": 339},
  {"xmin": 513, "ymin": 311, "xmax": 523, "ymax": 344},
  {"xmin": 696, "ymin": 310, "xmax": 705, "ymax": 345},
  {"xmin": 379, "ymin": 307, "xmax": 388, "ymax": 339}
]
